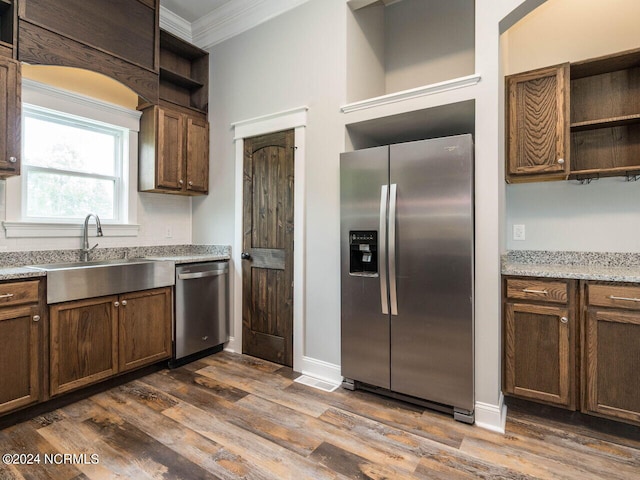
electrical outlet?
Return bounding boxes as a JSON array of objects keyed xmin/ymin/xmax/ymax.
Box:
[
  {"xmin": 165, "ymin": 227, "xmax": 172, "ymax": 238},
  {"xmin": 513, "ymin": 224, "xmax": 525, "ymax": 241}
]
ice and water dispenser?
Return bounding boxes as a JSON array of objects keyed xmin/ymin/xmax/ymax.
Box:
[{"xmin": 349, "ymin": 230, "xmax": 378, "ymax": 276}]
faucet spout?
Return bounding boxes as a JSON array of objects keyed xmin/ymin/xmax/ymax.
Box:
[{"xmin": 81, "ymin": 213, "xmax": 103, "ymax": 262}]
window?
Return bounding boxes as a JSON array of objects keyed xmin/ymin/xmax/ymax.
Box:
[
  {"xmin": 3, "ymin": 78, "xmax": 141, "ymax": 238},
  {"xmin": 22, "ymin": 105, "xmax": 127, "ymax": 222}
]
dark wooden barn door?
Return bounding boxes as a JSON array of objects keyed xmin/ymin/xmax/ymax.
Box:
[{"xmin": 242, "ymin": 130, "xmax": 294, "ymax": 366}]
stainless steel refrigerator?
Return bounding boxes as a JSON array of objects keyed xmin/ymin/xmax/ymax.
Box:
[{"xmin": 340, "ymin": 134, "xmax": 474, "ymax": 423}]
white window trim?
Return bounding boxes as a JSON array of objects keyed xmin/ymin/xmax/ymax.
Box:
[{"xmin": 3, "ymin": 79, "xmax": 142, "ymax": 238}]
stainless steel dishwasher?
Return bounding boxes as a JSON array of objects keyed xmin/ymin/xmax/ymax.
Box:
[{"xmin": 172, "ymin": 261, "xmax": 229, "ymax": 366}]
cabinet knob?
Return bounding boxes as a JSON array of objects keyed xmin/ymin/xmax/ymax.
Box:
[
  {"xmin": 33, "ymin": 315, "xmax": 40, "ymax": 322},
  {"xmin": 179, "ymin": 179, "xmax": 184, "ymax": 185},
  {"xmin": 114, "ymin": 301, "xmax": 120, "ymax": 307},
  {"xmin": 188, "ymin": 181, "xmax": 193, "ymax": 186},
  {"xmin": 9, "ymin": 156, "xmax": 17, "ymax": 164},
  {"xmin": 557, "ymin": 158, "xmax": 565, "ymax": 165},
  {"xmin": 241, "ymin": 252, "xmax": 251, "ymax": 260},
  {"xmin": 560, "ymin": 316, "xmax": 568, "ymax": 324},
  {"xmin": 121, "ymin": 300, "xmax": 127, "ymax": 306}
]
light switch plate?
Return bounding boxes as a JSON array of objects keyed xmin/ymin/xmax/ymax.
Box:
[{"xmin": 513, "ymin": 224, "xmax": 525, "ymax": 241}]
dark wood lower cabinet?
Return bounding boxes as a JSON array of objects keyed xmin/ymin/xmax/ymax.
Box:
[
  {"xmin": 504, "ymin": 277, "xmax": 640, "ymax": 427},
  {"xmin": 0, "ymin": 279, "xmax": 44, "ymax": 415},
  {"xmin": 119, "ymin": 287, "xmax": 172, "ymax": 372},
  {"xmin": 504, "ymin": 302, "xmax": 573, "ymax": 408},
  {"xmin": 49, "ymin": 296, "xmax": 119, "ymax": 396},
  {"xmin": 49, "ymin": 287, "xmax": 172, "ymax": 397},
  {"xmin": 583, "ymin": 289, "xmax": 640, "ymax": 425},
  {"xmin": 0, "ymin": 305, "xmax": 41, "ymax": 414}
]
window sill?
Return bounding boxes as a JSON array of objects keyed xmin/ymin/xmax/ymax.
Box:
[{"xmin": 2, "ymin": 222, "xmax": 140, "ymax": 238}]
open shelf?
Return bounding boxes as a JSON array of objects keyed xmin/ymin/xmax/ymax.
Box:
[
  {"xmin": 0, "ymin": 0, "xmax": 14, "ymax": 50},
  {"xmin": 570, "ymin": 114, "xmax": 640, "ymax": 131},
  {"xmin": 159, "ymin": 67, "xmax": 204, "ymax": 90},
  {"xmin": 346, "ymin": 0, "xmax": 475, "ymax": 104},
  {"xmin": 159, "ymin": 29, "xmax": 208, "ymax": 112},
  {"xmin": 160, "ymin": 29, "xmax": 207, "ymax": 60}
]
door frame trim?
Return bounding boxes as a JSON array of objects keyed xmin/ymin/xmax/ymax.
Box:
[{"xmin": 231, "ymin": 106, "xmax": 307, "ymax": 373}]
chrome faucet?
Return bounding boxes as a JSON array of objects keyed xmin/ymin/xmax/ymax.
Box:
[{"xmin": 81, "ymin": 213, "xmax": 103, "ymax": 261}]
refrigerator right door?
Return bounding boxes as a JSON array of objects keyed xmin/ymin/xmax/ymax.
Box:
[{"xmin": 389, "ymin": 134, "xmax": 474, "ymax": 413}]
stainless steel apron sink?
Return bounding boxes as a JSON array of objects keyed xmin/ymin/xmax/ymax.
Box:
[{"xmin": 27, "ymin": 258, "xmax": 175, "ymax": 304}]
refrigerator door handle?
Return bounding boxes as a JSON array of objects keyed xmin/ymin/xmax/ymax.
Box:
[
  {"xmin": 389, "ymin": 183, "xmax": 398, "ymax": 315},
  {"xmin": 379, "ymin": 184, "xmax": 389, "ymax": 315}
]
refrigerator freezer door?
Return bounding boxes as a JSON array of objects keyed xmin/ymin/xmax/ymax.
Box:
[
  {"xmin": 340, "ymin": 145, "xmax": 391, "ymax": 389},
  {"xmin": 389, "ymin": 134, "xmax": 474, "ymax": 412}
]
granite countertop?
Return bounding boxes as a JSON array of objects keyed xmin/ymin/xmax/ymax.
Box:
[
  {"xmin": 0, "ymin": 267, "xmax": 47, "ymax": 281},
  {"xmin": 0, "ymin": 245, "xmax": 231, "ymax": 281},
  {"xmin": 502, "ymin": 251, "xmax": 640, "ymax": 283}
]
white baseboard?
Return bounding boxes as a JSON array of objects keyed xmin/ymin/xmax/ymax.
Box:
[
  {"xmin": 474, "ymin": 392, "xmax": 507, "ymax": 433},
  {"xmin": 224, "ymin": 336, "xmax": 240, "ymax": 354},
  {"xmin": 300, "ymin": 355, "xmax": 343, "ymax": 385}
]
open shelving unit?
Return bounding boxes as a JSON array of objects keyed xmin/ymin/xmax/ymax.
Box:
[
  {"xmin": 159, "ymin": 29, "xmax": 209, "ymax": 113},
  {"xmin": 569, "ymin": 48, "xmax": 640, "ymax": 179},
  {"xmin": 0, "ymin": 0, "xmax": 15, "ymax": 57}
]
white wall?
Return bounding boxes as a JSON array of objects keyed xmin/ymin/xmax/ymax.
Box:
[
  {"xmin": 0, "ymin": 184, "xmax": 192, "ymax": 251},
  {"xmin": 192, "ymin": 0, "xmax": 346, "ymax": 365},
  {"xmin": 385, "ymin": 0, "xmax": 475, "ymax": 93},
  {"xmin": 503, "ymin": 0, "xmax": 640, "ymax": 252}
]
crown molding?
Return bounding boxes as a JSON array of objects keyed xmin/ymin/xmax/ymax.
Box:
[
  {"xmin": 159, "ymin": 5, "xmax": 193, "ymax": 43},
  {"xmin": 192, "ymin": 0, "xmax": 312, "ymax": 50}
]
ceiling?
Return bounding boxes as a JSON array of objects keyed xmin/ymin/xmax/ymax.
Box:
[{"xmin": 160, "ymin": 0, "xmax": 231, "ymax": 23}]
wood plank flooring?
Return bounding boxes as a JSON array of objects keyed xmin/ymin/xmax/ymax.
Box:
[{"xmin": 0, "ymin": 351, "xmax": 638, "ymax": 479}]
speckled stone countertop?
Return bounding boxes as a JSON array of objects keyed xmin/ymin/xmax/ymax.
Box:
[
  {"xmin": 0, "ymin": 245, "xmax": 231, "ymax": 281},
  {"xmin": 502, "ymin": 250, "xmax": 640, "ymax": 283}
]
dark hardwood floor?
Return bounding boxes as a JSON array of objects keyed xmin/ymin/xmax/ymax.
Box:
[{"xmin": 0, "ymin": 351, "xmax": 638, "ymax": 479}]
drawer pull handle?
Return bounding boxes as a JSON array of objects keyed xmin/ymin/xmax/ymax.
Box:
[
  {"xmin": 609, "ymin": 295, "xmax": 640, "ymax": 302},
  {"xmin": 522, "ymin": 288, "xmax": 548, "ymax": 295},
  {"xmin": 0, "ymin": 293, "xmax": 15, "ymax": 299}
]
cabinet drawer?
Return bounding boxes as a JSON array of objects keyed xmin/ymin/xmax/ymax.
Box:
[
  {"xmin": 588, "ymin": 284, "xmax": 640, "ymax": 310},
  {"xmin": 0, "ymin": 281, "xmax": 40, "ymax": 307},
  {"xmin": 506, "ymin": 278, "xmax": 568, "ymax": 303}
]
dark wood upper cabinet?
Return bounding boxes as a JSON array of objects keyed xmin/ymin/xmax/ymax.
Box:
[
  {"xmin": 17, "ymin": 0, "xmax": 159, "ymax": 103},
  {"xmin": 138, "ymin": 31, "xmax": 210, "ymax": 196},
  {"xmin": 506, "ymin": 48, "xmax": 640, "ymax": 183},
  {"xmin": 0, "ymin": 56, "xmax": 20, "ymax": 178},
  {"xmin": 139, "ymin": 104, "xmax": 209, "ymax": 195},
  {"xmin": 506, "ymin": 64, "xmax": 570, "ymax": 183}
]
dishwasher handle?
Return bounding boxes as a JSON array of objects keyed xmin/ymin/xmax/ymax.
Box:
[{"xmin": 178, "ymin": 269, "xmax": 228, "ymax": 280}]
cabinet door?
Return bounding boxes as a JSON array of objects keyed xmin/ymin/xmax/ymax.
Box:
[
  {"xmin": 186, "ymin": 115, "xmax": 209, "ymax": 194},
  {"xmin": 0, "ymin": 306, "xmax": 40, "ymax": 414},
  {"xmin": 119, "ymin": 287, "xmax": 172, "ymax": 372},
  {"xmin": 50, "ymin": 296, "xmax": 118, "ymax": 396},
  {"xmin": 157, "ymin": 107, "xmax": 185, "ymax": 190},
  {"xmin": 506, "ymin": 64, "xmax": 569, "ymax": 182},
  {"xmin": 504, "ymin": 302, "xmax": 573, "ymax": 408},
  {"xmin": 0, "ymin": 57, "xmax": 20, "ymax": 177},
  {"xmin": 584, "ymin": 308, "xmax": 640, "ymax": 425}
]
